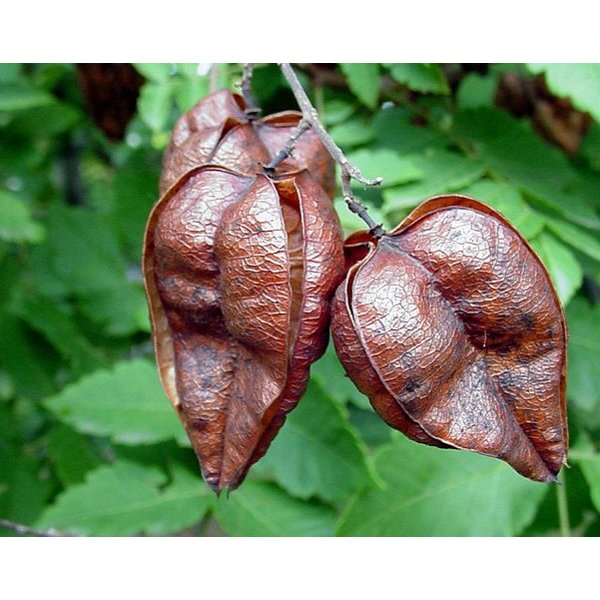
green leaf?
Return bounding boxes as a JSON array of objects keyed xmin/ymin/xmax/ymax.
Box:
[
  {"xmin": 174, "ymin": 78, "xmax": 208, "ymax": 113},
  {"xmin": 0, "ymin": 446, "xmax": 53, "ymax": 531},
  {"xmin": 383, "ymin": 149, "xmax": 486, "ymax": 213},
  {"xmin": 570, "ymin": 436, "xmax": 600, "ymax": 514},
  {"xmin": 0, "ymin": 84, "xmax": 55, "ymax": 110},
  {"xmin": 340, "ymin": 63, "xmax": 380, "ymax": 109},
  {"xmin": 323, "ymin": 98, "xmax": 356, "ymax": 126},
  {"xmin": 544, "ymin": 216, "xmax": 600, "ymax": 263},
  {"xmin": 111, "ymin": 149, "xmax": 160, "ymax": 260},
  {"xmin": 138, "ymin": 82, "xmax": 173, "ymax": 132},
  {"xmin": 330, "ymin": 118, "xmax": 375, "ymax": 147},
  {"xmin": 44, "ymin": 359, "xmax": 187, "ymax": 446},
  {"xmin": 387, "ymin": 63, "xmax": 449, "ymax": 94},
  {"xmin": 215, "ymin": 481, "xmax": 336, "ymax": 536},
  {"xmin": 453, "ymin": 108, "xmax": 600, "ymax": 229},
  {"xmin": 47, "ymin": 424, "xmax": 103, "ymax": 486},
  {"xmin": 36, "ymin": 460, "xmax": 212, "ymax": 536},
  {"xmin": 372, "ymin": 107, "xmax": 449, "ymax": 154},
  {"xmin": 43, "ymin": 204, "xmax": 148, "ymax": 336},
  {"xmin": 6, "ymin": 102, "xmax": 81, "ymax": 137},
  {"xmin": 0, "ymin": 64, "xmax": 21, "ymax": 84},
  {"xmin": 134, "ymin": 63, "xmax": 172, "ymax": 82},
  {"xmin": 456, "ymin": 73, "xmax": 497, "ymax": 110},
  {"xmin": 527, "ymin": 64, "xmax": 600, "ymax": 122},
  {"xmin": 0, "ymin": 311, "xmax": 57, "ymax": 399},
  {"xmin": 565, "ymin": 297, "xmax": 600, "ymax": 416},
  {"xmin": 530, "ymin": 232, "xmax": 583, "ymax": 306},
  {"xmin": 337, "ymin": 434, "xmax": 548, "ymax": 536},
  {"xmin": 459, "ymin": 180, "xmax": 544, "ymax": 239},
  {"xmin": 254, "ymin": 379, "xmax": 376, "ymax": 503},
  {"xmin": 0, "ymin": 190, "xmax": 45, "ymax": 243},
  {"xmin": 311, "ymin": 341, "xmax": 370, "ymax": 409},
  {"xmin": 346, "ymin": 148, "xmax": 422, "ymax": 188},
  {"xmin": 10, "ymin": 292, "xmax": 102, "ymax": 374}
]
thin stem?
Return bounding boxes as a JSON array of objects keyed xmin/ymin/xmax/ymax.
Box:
[
  {"xmin": 240, "ymin": 63, "xmax": 260, "ymax": 119},
  {"xmin": 278, "ymin": 63, "xmax": 385, "ymax": 236},
  {"xmin": 208, "ymin": 63, "xmax": 220, "ymax": 94},
  {"xmin": 556, "ymin": 473, "xmax": 571, "ymax": 537},
  {"xmin": 0, "ymin": 518, "xmax": 67, "ymax": 537},
  {"xmin": 264, "ymin": 119, "xmax": 311, "ymax": 171},
  {"xmin": 341, "ymin": 172, "xmax": 385, "ymax": 238}
]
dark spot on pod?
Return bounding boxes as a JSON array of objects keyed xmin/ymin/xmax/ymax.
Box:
[
  {"xmin": 520, "ymin": 312, "xmax": 535, "ymax": 331},
  {"xmin": 498, "ymin": 371, "xmax": 513, "ymax": 388},
  {"xmin": 404, "ymin": 377, "xmax": 421, "ymax": 393}
]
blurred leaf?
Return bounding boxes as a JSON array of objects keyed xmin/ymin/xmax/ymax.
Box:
[
  {"xmin": 330, "ymin": 118, "xmax": 375, "ymax": 147},
  {"xmin": 0, "ymin": 84, "xmax": 55, "ymax": 110},
  {"xmin": 459, "ymin": 179, "xmax": 544, "ymax": 239},
  {"xmin": 44, "ymin": 204, "xmax": 147, "ymax": 336},
  {"xmin": 571, "ymin": 435, "xmax": 600, "ymax": 514},
  {"xmin": 47, "ymin": 424, "xmax": 102, "ymax": 486},
  {"xmin": 523, "ymin": 460, "xmax": 593, "ymax": 536},
  {"xmin": 6, "ymin": 102, "xmax": 80, "ymax": 137},
  {"xmin": 347, "ymin": 406, "xmax": 393, "ymax": 447},
  {"xmin": 254, "ymin": 380, "xmax": 376, "ymax": 503},
  {"xmin": 337, "ymin": 434, "xmax": 548, "ymax": 536},
  {"xmin": 544, "ymin": 216, "xmax": 600, "ymax": 263},
  {"xmin": 387, "ymin": 63, "xmax": 449, "ymax": 94},
  {"xmin": 323, "ymin": 98, "xmax": 356, "ymax": 126},
  {"xmin": 383, "ymin": 149, "xmax": 486, "ymax": 213},
  {"xmin": 10, "ymin": 292, "xmax": 102, "ymax": 373},
  {"xmin": 340, "ymin": 63, "xmax": 380, "ymax": 109},
  {"xmin": 0, "ymin": 64, "xmax": 21, "ymax": 84},
  {"xmin": 566, "ymin": 297, "xmax": 600, "ymax": 415},
  {"xmin": 311, "ymin": 342, "xmax": 370, "ymax": 409},
  {"xmin": 531, "ymin": 232, "xmax": 583, "ymax": 306},
  {"xmin": 134, "ymin": 64, "xmax": 172, "ymax": 82},
  {"xmin": 372, "ymin": 107, "xmax": 449, "ymax": 154},
  {"xmin": 44, "ymin": 359, "xmax": 187, "ymax": 445},
  {"xmin": 215, "ymin": 481, "xmax": 335, "ymax": 536},
  {"xmin": 111, "ymin": 149, "xmax": 160, "ymax": 260},
  {"xmin": 0, "ymin": 446, "xmax": 52, "ymax": 531},
  {"xmin": 453, "ymin": 108, "xmax": 600, "ymax": 229},
  {"xmin": 346, "ymin": 148, "xmax": 421, "ymax": 187},
  {"xmin": 0, "ymin": 190, "xmax": 44, "ymax": 243},
  {"xmin": 0, "ymin": 311, "xmax": 57, "ymax": 399},
  {"xmin": 138, "ymin": 82, "xmax": 173, "ymax": 132},
  {"xmin": 174, "ymin": 77, "xmax": 208, "ymax": 113},
  {"xmin": 37, "ymin": 460, "xmax": 212, "ymax": 535},
  {"xmin": 527, "ymin": 64, "xmax": 600, "ymax": 122},
  {"xmin": 456, "ymin": 73, "xmax": 497, "ymax": 109},
  {"xmin": 580, "ymin": 122, "xmax": 600, "ymax": 171}
]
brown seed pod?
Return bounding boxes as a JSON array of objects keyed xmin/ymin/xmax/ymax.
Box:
[
  {"xmin": 143, "ymin": 165, "xmax": 344, "ymax": 492},
  {"xmin": 159, "ymin": 89, "xmax": 335, "ymax": 198},
  {"xmin": 331, "ymin": 195, "xmax": 568, "ymax": 482}
]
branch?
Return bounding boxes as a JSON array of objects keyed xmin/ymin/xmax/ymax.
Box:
[
  {"xmin": 278, "ymin": 63, "xmax": 385, "ymax": 237},
  {"xmin": 0, "ymin": 518, "xmax": 69, "ymax": 537},
  {"xmin": 263, "ymin": 118, "xmax": 311, "ymax": 172},
  {"xmin": 240, "ymin": 63, "xmax": 260, "ymax": 120}
]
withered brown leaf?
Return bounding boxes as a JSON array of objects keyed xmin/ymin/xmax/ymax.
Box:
[
  {"xmin": 331, "ymin": 195, "xmax": 568, "ymax": 482},
  {"xmin": 143, "ymin": 165, "xmax": 344, "ymax": 492}
]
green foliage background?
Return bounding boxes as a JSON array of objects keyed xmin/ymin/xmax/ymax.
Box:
[{"xmin": 1, "ymin": 63, "xmax": 600, "ymax": 537}]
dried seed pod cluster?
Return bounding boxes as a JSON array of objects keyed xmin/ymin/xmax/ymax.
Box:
[
  {"xmin": 143, "ymin": 91, "xmax": 344, "ymax": 492},
  {"xmin": 331, "ymin": 196, "xmax": 568, "ymax": 482},
  {"xmin": 144, "ymin": 87, "xmax": 568, "ymax": 493}
]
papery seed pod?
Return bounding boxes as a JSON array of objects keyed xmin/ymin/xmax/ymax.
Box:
[
  {"xmin": 143, "ymin": 165, "xmax": 344, "ymax": 492},
  {"xmin": 331, "ymin": 195, "xmax": 568, "ymax": 483},
  {"xmin": 160, "ymin": 89, "xmax": 335, "ymax": 198}
]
